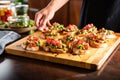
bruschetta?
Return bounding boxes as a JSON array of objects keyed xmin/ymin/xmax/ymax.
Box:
[
  {"xmin": 49, "ymin": 22, "xmax": 65, "ymax": 33},
  {"xmin": 71, "ymin": 39, "xmax": 89, "ymax": 55},
  {"xmin": 21, "ymin": 36, "xmax": 41, "ymax": 51},
  {"xmin": 98, "ymin": 28, "xmax": 116, "ymax": 39},
  {"xmin": 62, "ymin": 24, "xmax": 78, "ymax": 35},
  {"xmin": 79, "ymin": 23, "xmax": 98, "ymax": 35},
  {"xmin": 88, "ymin": 33, "xmax": 107, "ymax": 48},
  {"xmin": 42, "ymin": 38, "xmax": 68, "ymax": 53}
]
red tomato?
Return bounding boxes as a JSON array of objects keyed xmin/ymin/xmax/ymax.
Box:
[
  {"xmin": 99, "ymin": 29, "xmax": 102, "ymax": 32},
  {"xmin": 67, "ymin": 24, "xmax": 72, "ymax": 30},
  {"xmin": 28, "ymin": 42, "xmax": 36, "ymax": 47},
  {"xmin": 85, "ymin": 44, "xmax": 89, "ymax": 50},
  {"xmin": 77, "ymin": 39, "xmax": 84, "ymax": 44},
  {"xmin": 32, "ymin": 42, "xmax": 36, "ymax": 47},
  {"xmin": 6, "ymin": 14, "xmax": 12, "ymax": 17},
  {"xmin": 1, "ymin": 16, "xmax": 7, "ymax": 22},
  {"xmin": 5, "ymin": 10, "xmax": 12, "ymax": 14},
  {"xmin": 27, "ymin": 36, "xmax": 32, "ymax": 39},
  {"xmin": 47, "ymin": 38, "xmax": 52, "ymax": 44},
  {"xmin": 93, "ymin": 35, "xmax": 98, "ymax": 39},
  {"xmin": 51, "ymin": 40, "xmax": 56, "ymax": 45},
  {"xmin": 51, "ymin": 39, "xmax": 59, "ymax": 46},
  {"xmin": 34, "ymin": 37, "xmax": 39, "ymax": 42},
  {"xmin": 83, "ymin": 23, "xmax": 93, "ymax": 30}
]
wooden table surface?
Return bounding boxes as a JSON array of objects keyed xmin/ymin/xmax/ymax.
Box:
[{"xmin": 0, "ymin": 37, "xmax": 120, "ymax": 80}]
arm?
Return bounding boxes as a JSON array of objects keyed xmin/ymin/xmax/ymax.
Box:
[
  {"xmin": 35, "ymin": 0, "xmax": 69, "ymax": 32},
  {"xmin": 47, "ymin": 0, "xmax": 69, "ymax": 12}
]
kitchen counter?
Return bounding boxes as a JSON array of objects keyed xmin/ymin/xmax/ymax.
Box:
[{"xmin": 0, "ymin": 37, "xmax": 120, "ymax": 80}]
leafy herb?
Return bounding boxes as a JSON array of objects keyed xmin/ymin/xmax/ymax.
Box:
[
  {"xmin": 48, "ymin": 45, "xmax": 55, "ymax": 48},
  {"xmin": 50, "ymin": 24, "xmax": 64, "ymax": 30},
  {"xmin": 48, "ymin": 33, "xmax": 56, "ymax": 36},
  {"xmin": 28, "ymin": 20, "xmax": 35, "ymax": 27},
  {"xmin": 0, "ymin": 21, "xmax": 8, "ymax": 28},
  {"xmin": 66, "ymin": 36, "xmax": 73, "ymax": 42},
  {"xmin": 36, "ymin": 42, "xmax": 40, "ymax": 46},
  {"xmin": 29, "ymin": 30, "xmax": 35, "ymax": 34},
  {"xmin": 76, "ymin": 44, "xmax": 83, "ymax": 49},
  {"xmin": 62, "ymin": 44, "xmax": 67, "ymax": 50},
  {"xmin": 0, "ymin": 21, "xmax": 4, "ymax": 25}
]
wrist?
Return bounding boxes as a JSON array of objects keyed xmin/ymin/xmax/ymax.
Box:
[{"xmin": 46, "ymin": 5, "xmax": 56, "ymax": 14}]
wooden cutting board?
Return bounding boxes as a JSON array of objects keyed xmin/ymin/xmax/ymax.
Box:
[{"xmin": 5, "ymin": 31, "xmax": 120, "ymax": 70}]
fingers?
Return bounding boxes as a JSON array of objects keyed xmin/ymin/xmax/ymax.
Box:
[
  {"xmin": 34, "ymin": 8, "xmax": 54, "ymax": 32},
  {"xmin": 47, "ymin": 21, "xmax": 51, "ymax": 27},
  {"xmin": 39, "ymin": 15, "xmax": 51, "ymax": 31},
  {"xmin": 39, "ymin": 21, "xmax": 51, "ymax": 32},
  {"xmin": 42, "ymin": 15, "xmax": 49, "ymax": 27},
  {"xmin": 35, "ymin": 12, "xmax": 42, "ymax": 28},
  {"xmin": 35, "ymin": 12, "xmax": 48, "ymax": 32},
  {"xmin": 39, "ymin": 26, "xmax": 49, "ymax": 32}
]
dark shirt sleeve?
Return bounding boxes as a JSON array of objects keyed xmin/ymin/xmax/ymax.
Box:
[{"xmin": 79, "ymin": 0, "xmax": 120, "ymax": 32}]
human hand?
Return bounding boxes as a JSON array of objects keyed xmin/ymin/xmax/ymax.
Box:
[{"xmin": 35, "ymin": 7, "xmax": 55, "ymax": 32}]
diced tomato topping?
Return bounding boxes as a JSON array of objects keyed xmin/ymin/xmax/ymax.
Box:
[
  {"xmin": 47, "ymin": 38, "xmax": 60, "ymax": 46},
  {"xmin": 27, "ymin": 36, "xmax": 32, "ymax": 40},
  {"xmin": 52, "ymin": 40, "xmax": 56, "ymax": 45},
  {"xmin": 73, "ymin": 25, "xmax": 77, "ymax": 29},
  {"xmin": 88, "ymin": 33, "xmax": 98, "ymax": 39},
  {"xmin": 28, "ymin": 42, "xmax": 36, "ymax": 47},
  {"xmin": 93, "ymin": 35, "xmax": 98, "ymax": 39},
  {"xmin": 98, "ymin": 29, "xmax": 102, "ymax": 32},
  {"xmin": 34, "ymin": 37, "xmax": 39, "ymax": 42},
  {"xmin": 85, "ymin": 44, "xmax": 89, "ymax": 50},
  {"xmin": 52, "ymin": 40, "xmax": 59, "ymax": 45},
  {"xmin": 26, "ymin": 36, "xmax": 40, "ymax": 46},
  {"xmin": 67, "ymin": 24, "xmax": 77, "ymax": 31},
  {"xmin": 32, "ymin": 43, "xmax": 36, "ymax": 47},
  {"xmin": 27, "ymin": 36, "xmax": 39, "ymax": 41},
  {"xmin": 83, "ymin": 23, "xmax": 93, "ymax": 30},
  {"xmin": 77, "ymin": 39, "xmax": 84, "ymax": 44},
  {"xmin": 67, "ymin": 24, "xmax": 72, "ymax": 30},
  {"xmin": 47, "ymin": 38, "xmax": 52, "ymax": 44},
  {"xmin": 88, "ymin": 33, "xmax": 94, "ymax": 38}
]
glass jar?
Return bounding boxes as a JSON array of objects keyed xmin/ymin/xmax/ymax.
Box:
[
  {"xmin": 0, "ymin": 1, "xmax": 16, "ymax": 22},
  {"xmin": 15, "ymin": 4, "xmax": 28, "ymax": 16},
  {"xmin": 7, "ymin": 15, "xmax": 30, "ymax": 28}
]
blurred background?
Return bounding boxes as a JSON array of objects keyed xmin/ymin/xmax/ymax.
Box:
[{"xmin": 6, "ymin": 0, "xmax": 82, "ymax": 26}]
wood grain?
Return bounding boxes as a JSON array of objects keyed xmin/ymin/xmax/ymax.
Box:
[{"xmin": 5, "ymin": 31, "xmax": 120, "ymax": 70}]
